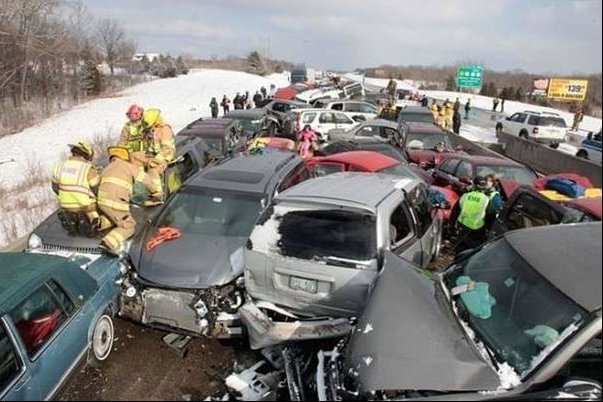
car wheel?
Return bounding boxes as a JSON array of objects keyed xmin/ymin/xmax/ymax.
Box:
[
  {"xmin": 519, "ymin": 130, "xmax": 529, "ymax": 140},
  {"xmin": 90, "ymin": 314, "xmax": 114, "ymax": 365},
  {"xmin": 576, "ymin": 150, "xmax": 589, "ymax": 159}
]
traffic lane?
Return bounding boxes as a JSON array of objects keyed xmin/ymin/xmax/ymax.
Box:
[
  {"xmin": 425, "ymin": 97, "xmax": 504, "ymax": 130},
  {"xmin": 57, "ymin": 319, "xmax": 237, "ymax": 401}
]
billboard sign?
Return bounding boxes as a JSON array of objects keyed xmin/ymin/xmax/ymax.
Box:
[{"xmin": 547, "ymin": 79, "xmax": 588, "ymax": 102}]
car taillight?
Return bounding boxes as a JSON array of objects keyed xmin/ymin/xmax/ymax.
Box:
[{"xmin": 533, "ymin": 127, "xmax": 539, "ymax": 134}]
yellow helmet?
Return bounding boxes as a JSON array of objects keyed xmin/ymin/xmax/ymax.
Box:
[
  {"xmin": 69, "ymin": 141, "xmax": 94, "ymax": 160},
  {"xmin": 107, "ymin": 146, "xmax": 130, "ymax": 161},
  {"xmin": 142, "ymin": 108, "xmax": 163, "ymax": 128}
]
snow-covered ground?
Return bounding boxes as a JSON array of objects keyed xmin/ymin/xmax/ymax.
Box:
[
  {"xmin": 0, "ymin": 69, "xmax": 289, "ymax": 247},
  {"xmin": 0, "ymin": 69, "xmax": 289, "ymax": 188}
]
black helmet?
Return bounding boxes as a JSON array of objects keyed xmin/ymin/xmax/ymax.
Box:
[{"xmin": 474, "ymin": 176, "xmax": 487, "ymax": 190}]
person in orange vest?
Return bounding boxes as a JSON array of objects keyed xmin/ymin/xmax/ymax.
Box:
[
  {"xmin": 51, "ymin": 141, "xmax": 101, "ymax": 236},
  {"xmin": 118, "ymin": 104, "xmax": 146, "ymax": 154},
  {"xmin": 140, "ymin": 108, "xmax": 176, "ymax": 204},
  {"xmin": 97, "ymin": 146, "xmax": 162, "ymax": 256}
]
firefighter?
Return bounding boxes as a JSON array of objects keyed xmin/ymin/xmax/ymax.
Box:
[
  {"xmin": 386, "ymin": 78, "xmax": 397, "ymax": 107},
  {"xmin": 118, "ymin": 104, "xmax": 146, "ymax": 155},
  {"xmin": 436, "ymin": 106, "xmax": 446, "ymax": 128},
  {"xmin": 51, "ymin": 141, "xmax": 101, "ymax": 236},
  {"xmin": 444, "ymin": 99, "xmax": 453, "ymax": 130},
  {"xmin": 430, "ymin": 99, "xmax": 439, "ymax": 120},
  {"xmin": 141, "ymin": 108, "xmax": 176, "ymax": 204},
  {"xmin": 454, "ymin": 176, "xmax": 493, "ymax": 253},
  {"xmin": 97, "ymin": 146, "xmax": 162, "ymax": 255}
]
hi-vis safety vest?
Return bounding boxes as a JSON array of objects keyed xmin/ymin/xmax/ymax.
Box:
[
  {"xmin": 124, "ymin": 123, "xmax": 146, "ymax": 152},
  {"xmin": 52, "ymin": 159, "xmax": 98, "ymax": 210},
  {"xmin": 458, "ymin": 191, "xmax": 490, "ymax": 230}
]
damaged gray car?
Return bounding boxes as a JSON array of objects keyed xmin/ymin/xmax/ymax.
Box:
[
  {"xmin": 119, "ymin": 152, "xmax": 310, "ymax": 338},
  {"xmin": 241, "ymin": 172, "xmax": 445, "ymax": 349},
  {"xmin": 309, "ymin": 222, "xmax": 602, "ymax": 401}
]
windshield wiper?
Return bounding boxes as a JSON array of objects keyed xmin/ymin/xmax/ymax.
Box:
[{"xmin": 312, "ymin": 255, "xmax": 367, "ymax": 268}]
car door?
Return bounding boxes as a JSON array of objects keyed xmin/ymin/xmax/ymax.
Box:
[
  {"xmin": 0, "ymin": 319, "xmax": 39, "ymax": 401},
  {"xmin": 505, "ymin": 113, "xmax": 528, "ymax": 136},
  {"xmin": 315, "ymin": 111, "xmax": 335, "ymax": 134},
  {"xmin": 388, "ymin": 199, "xmax": 423, "ymax": 267},
  {"xmin": 432, "ymin": 157, "xmax": 461, "ymax": 187},
  {"xmin": 333, "ymin": 112, "xmax": 356, "ymax": 130},
  {"xmin": 8, "ymin": 281, "xmax": 89, "ymax": 400},
  {"xmin": 450, "ymin": 159, "xmax": 473, "ymax": 192}
]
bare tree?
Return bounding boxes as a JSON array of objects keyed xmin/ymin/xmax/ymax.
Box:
[
  {"xmin": 66, "ymin": 0, "xmax": 93, "ymax": 100},
  {"xmin": 96, "ymin": 17, "xmax": 124, "ymax": 76}
]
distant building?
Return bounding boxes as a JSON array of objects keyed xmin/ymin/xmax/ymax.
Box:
[{"xmin": 132, "ymin": 53, "xmax": 160, "ymax": 62}]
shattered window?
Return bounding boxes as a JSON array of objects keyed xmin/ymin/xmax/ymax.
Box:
[{"xmin": 276, "ymin": 209, "xmax": 377, "ymax": 262}]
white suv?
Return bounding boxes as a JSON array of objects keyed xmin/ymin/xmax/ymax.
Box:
[
  {"xmin": 318, "ymin": 100, "xmax": 378, "ymax": 122},
  {"xmin": 500, "ymin": 110, "xmax": 568, "ymax": 145},
  {"xmin": 282, "ymin": 108, "xmax": 360, "ymax": 140}
]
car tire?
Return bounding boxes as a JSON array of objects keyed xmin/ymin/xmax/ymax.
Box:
[
  {"xmin": 519, "ymin": 130, "xmax": 529, "ymax": 140},
  {"xmin": 90, "ymin": 314, "xmax": 114, "ymax": 366},
  {"xmin": 576, "ymin": 150, "xmax": 589, "ymax": 159}
]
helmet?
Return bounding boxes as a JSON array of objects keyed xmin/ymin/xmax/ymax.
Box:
[
  {"xmin": 126, "ymin": 104, "xmax": 144, "ymax": 121},
  {"xmin": 142, "ymin": 108, "xmax": 162, "ymax": 128},
  {"xmin": 474, "ymin": 176, "xmax": 488, "ymax": 191},
  {"xmin": 69, "ymin": 141, "xmax": 94, "ymax": 160},
  {"xmin": 107, "ymin": 146, "xmax": 130, "ymax": 161}
]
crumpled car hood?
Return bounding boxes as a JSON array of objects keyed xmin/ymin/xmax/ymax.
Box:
[
  {"xmin": 346, "ymin": 250, "xmax": 500, "ymax": 393},
  {"xmin": 134, "ymin": 233, "xmax": 246, "ymax": 289}
]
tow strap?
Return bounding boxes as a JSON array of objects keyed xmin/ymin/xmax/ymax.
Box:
[{"xmin": 146, "ymin": 227, "xmax": 182, "ymax": 252}]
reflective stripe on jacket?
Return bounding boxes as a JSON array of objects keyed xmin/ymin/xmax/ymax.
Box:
[
  {"xmin": 52, "ymin": 158, "xmax": 99, "ymax": 210},
  {"xmin": 97, "ymin": 158, "xmax": 158, "ymax": 211},
  {"xmin": 119, "ymin": 122, "xmax": 146, "ymax": 152},
  {"xmin": 147, "ymin": 123, "xmax": 175, "ymax": 164},
  {"xmin": 458, "ymin": 191, "xmax": 490, "ymax": 230}
]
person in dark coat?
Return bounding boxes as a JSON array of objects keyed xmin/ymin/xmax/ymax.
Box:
[
  {"xmin": 464, "ymin": 99, "xmax": 471, "ymax": 120},
  {"xmin": 453, "ymin": 109, "xmax": 461, "ymax": 134},
  {"xmin": 253, "ymin": 91, "xmax": 263, "ymax": 108},
  {"xmin": 233, "ymin": 93, "xmax": 243, "ymax": 110},
  {"xmin": 453, "ymin": 97, "xmax": 461, "ymax": 112},
  {"xmin": 421, "ymin": 96, "xmax": 429, "ymax": 107},
  {"xmin": 220, "ymin": 95, "xmax": 230, "ymax": 115},
  {"xmin": 260, "ymin": 86, "xmax": 267, "ymax": 99},
  {"xmin": 209, "ymin": 97, "xmax": 219, "ymax": 118}
]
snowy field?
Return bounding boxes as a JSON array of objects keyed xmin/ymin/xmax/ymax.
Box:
[{"xmin": 0, "ymin": 69, "xmax": 289, "ymax": 247}]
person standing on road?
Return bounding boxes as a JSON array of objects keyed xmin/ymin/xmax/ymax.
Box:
[
  {"xmin": 253, "ymin": 90, "xmax": 263, "ymax": 108},
  {"xmin": 485, "ymin": 174, "xmax": 503, "ymax": 217},
  {"xmin": 430, "ymin": 99, "xmax": 439, "ymax": 120},
  {"xmin": 464, "ymin": 99, "xmax": 471, "ymax": 120},
  {"xmin": 221, "ymin": 95, "xmax": 230, "ymax": 115},
  {"xmin": 500, "ymin": 97, "xmax": 505, "ymax": 113},
  {"xmin": 97, "ymin": 147, "xmax": 161, "ymax": 256},
  {"xmin": 492, "ymin": 97, "xmax": 500, "ymax": 112},
  {"xmin": 386, "ymin": 78, "xmax": 397, "ymax": 107},
  {"xmin": 444, "ymin": 99, "xmax": 453, "ymax": 130},
  {"xmin": 452, "ymin": 108, "xmax": 461, "ymax": 134},
  {"xmin": 421, "ymin": 95, "xmax": 429, "ymax": 107},
  {"xmin": 209, "ymin": 97, "xmax": 219, "ymax": 118},
  {"xmin": 436, "ymin": 106, "xmax": 446, "ymax": 128},
  {"xmin": 453, "ymin": 97, "xmax": 461, "ymax": 112},
  {"xmin": 454, "ymin": 176, "xmax": 494, "ymax": 253},
  {"xmin": 572, "ymin": 108, "xmax": 584, "ymax": 130},
  {"xmin": 260, "ymin": 86, "xmax": 267, "ymax": 99}
]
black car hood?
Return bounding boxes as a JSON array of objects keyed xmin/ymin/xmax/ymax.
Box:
[
  {"xmin": 31, "ymin": 206, "xmax": 159, "ymax": 253},
  {"xmin": 133, "ymin": 231, "xmax": 246, "ymax": 289},
  {"xmin": 346, "ymin": 251, "xmax": 500, "ymax": 393}
]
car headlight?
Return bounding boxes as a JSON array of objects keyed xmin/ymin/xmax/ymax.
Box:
[{"xmin": 27, "ymin": 233, "xmax": 43, "ymax": 250}]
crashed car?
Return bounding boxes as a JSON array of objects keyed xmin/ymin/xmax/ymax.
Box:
[
  {"xmin": 398, "ymin": 122, "xmax": 463, "ymax": 169},
  {"xmin": 241, "ymin": 172, "xmax": 445, "ymax": 349},
  {"xmin": 119, "ymin": 152, "xmax": 310, "ymax": 338},
  {"xmin": 312, "ymin": 222, "xmax": 602, "ymax": 400},
  {"xmin": 224, "ymin": 109, "xmax": 280, "ymax": 139}
]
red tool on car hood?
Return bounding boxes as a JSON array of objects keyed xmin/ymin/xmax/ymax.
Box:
[{"xmin": 146, "ymin": 227, "xmax": 182, "ymax": 252}]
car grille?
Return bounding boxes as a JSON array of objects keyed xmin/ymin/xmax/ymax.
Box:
[{"xmin": 42, "ymin": 243, "xmax": 102, "ymax": 254}]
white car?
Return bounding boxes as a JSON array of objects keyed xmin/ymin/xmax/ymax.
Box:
[
  {"xmin": 282, "ymin": 108, "xmax": 360, "ymax": 140},
  {"xmin": 576, "ymin": 130, "xmax": 602, "ymax": 163},
  {"xmin": 500, "ymin": 110, "xmax": 568, "ymax": 145},
  {"xmin": 318, "ymin": 100, "xmax": 378, "ymax": 122}
]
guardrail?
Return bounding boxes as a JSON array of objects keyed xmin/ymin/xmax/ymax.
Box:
[{"xmin": 497, "ymin": 131, "xmax": 602, "ymax": 186}]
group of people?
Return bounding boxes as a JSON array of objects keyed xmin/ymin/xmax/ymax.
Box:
[
  {"xmin": 51, "ymin": 104, "xmax": 176, "ymax": 256},
  {"xmin": 430, "ymin": 97, "xmax": 471, "ymax": 134},
  {"xmin": 209, "ymin": 85, "xmax": 276, "ymax": 118}
]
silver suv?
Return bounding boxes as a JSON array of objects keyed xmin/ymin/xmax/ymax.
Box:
[{"xmin": 240, "ymin": 172, "xmax": 444, "ymax": 348}]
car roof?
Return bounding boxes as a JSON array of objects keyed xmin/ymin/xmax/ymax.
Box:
[
  {"xmin": 404, "ymin": 123, "xmax": 445, "ymax": 134},
  {"xmin": 445, "ymin": 154, "xmax": 526, "ymax": 167},
  {"xmin": 0, "ymin": 253, "xmax": 81, "ymax": 314},
  {"xmin": 357, "ymin": 119, "xmax": 398, "ymax": 130},
  {"xmin": 185, "ymin": 152, "xmax": 302, "ymax": 195},
  {"xmin": 277, "ymin": 172, "xmax": 419, "ymax": 209},
  {"xmin": 266, "ymin": 99, "xmax": 308, "ymax": 106},
  {"xmin": 312, "ymin": 151, "xmax": 399, "ymax": 171},
  {"xmin": 401, "ymin": 106, "xmax": 432, "ymax": 114},
  {"xmin": 177, "ymin": 118, "xmax": 239, "ymax": 138},
  {"xmin": 224, "ymin": 109, "xmax": 266, "ymax": 119},
  {"xmin": 504, "ymin": 222, "xmax": 602, "ymax": 312}
]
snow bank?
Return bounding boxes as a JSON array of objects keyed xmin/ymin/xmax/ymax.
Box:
[
  {"xmin": 424, "ymin": 90, "xmax": 602, "ymax": 134},
  {"xmin": 0, "ymin": 69, "xmax": 289, "ymax": 188}
]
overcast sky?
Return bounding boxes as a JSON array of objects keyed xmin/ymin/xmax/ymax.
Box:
[{"xmin": 85, "ymin": 0, "xmax": 602, "ymax": 74}]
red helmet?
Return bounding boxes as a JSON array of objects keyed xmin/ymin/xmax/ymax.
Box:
[{"xmin": 126, "ymin": 104, "xmax": 143, "ymax": 121}]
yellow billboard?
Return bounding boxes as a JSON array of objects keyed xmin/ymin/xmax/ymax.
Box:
[{"xmin": 547, "ymin": 79, "xmax": 588, "ymax": 101}]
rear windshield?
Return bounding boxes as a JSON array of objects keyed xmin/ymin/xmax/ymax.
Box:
[{"xmin": 400, "ymin": 112, "xmax": 434, "ymax": 124}]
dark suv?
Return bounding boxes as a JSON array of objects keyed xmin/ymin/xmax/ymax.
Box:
[
  {"xmin": 119, "ymin": 151, "xmax": 311, "ymax": 338},
  {"xmin": 177, "ymin": 117, "xmax": 246, "ymax": 158}
]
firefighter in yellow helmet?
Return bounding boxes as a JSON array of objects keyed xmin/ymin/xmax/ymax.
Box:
[
  {"xmin": 51, "ymin": 142, "xmax": 101, "ymax": 236},
  {"xmin": 436, "ymin": 106, "xmax": 446, "ymax": 128},
  {"xmin": 444, "ymin": 99, "xmax": 453, "ymax": 131},
  {"xmin": 430, "ymin": 99, "xmax": 439, "ymax": 120},
  {"xmin": 141, "ymin": 108, "xmax": 176, "ymax": 203},
  {"xmin": 118, "ymin": 104, "xmax": 145, "ymax": 154},
  {"xmin": 97, "ymin": 146, "xmax": 162, "ymax": 255}
]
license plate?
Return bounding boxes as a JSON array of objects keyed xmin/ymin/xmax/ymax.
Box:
[{"xmin": 289, "ymin": 276, "xmax": 317, "ymax": 293}]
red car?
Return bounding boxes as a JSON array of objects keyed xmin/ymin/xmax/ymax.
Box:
[
  {"xmin": 247, "ymin": 136, "xmax": 296, "ymax": 153},
  {"xmin": 400, "ymin": 123, "xmax": 463, "ymax": 169},
  {"xmin": 307, "ymin": 151, "xmax": 457, "ymax": 220}
]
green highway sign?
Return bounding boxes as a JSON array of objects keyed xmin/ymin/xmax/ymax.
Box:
[{"xmin": 457, "ymin": 65, "xmax": 484, "ymax": 89}]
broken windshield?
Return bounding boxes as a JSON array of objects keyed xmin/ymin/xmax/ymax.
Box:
[{"xmin": 443, "ymin": 238, "xmax": 588, "ymax": 376}]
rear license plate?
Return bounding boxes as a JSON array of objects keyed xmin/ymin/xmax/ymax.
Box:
[{"xmin": 290, "ymin": 276, "xmax": 317, "ymax": 293}]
